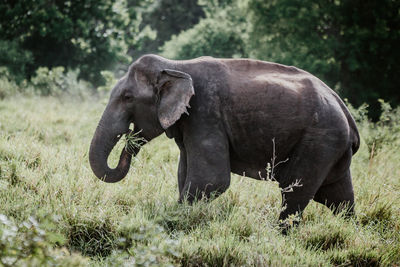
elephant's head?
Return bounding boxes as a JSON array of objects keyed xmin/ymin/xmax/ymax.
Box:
[{"xmin": 89, "ymin": 55, "xmax": 194, "ymax": 183}]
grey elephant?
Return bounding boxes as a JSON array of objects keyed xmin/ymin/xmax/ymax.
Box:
[{"xmin": 89, "ymin": 54, "xmax": 360, "ymax": 225}]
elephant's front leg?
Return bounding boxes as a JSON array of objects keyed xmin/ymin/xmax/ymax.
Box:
[
  {"xmin": 176, "ymin": 141, "xmax": 187, "ymax": 197},
  {"xmin": 179, "ymin": 130, "xmax": 231, "ymax": 203}
]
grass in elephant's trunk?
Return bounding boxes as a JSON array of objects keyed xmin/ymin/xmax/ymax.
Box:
[{"xmin": 124, "ymin": 128, "xmax": 147, "ymax": 156}]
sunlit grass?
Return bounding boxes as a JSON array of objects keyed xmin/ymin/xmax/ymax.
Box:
[{"xmin": 0, "ymin": 96, "xmax": 399, "ymax": 266}]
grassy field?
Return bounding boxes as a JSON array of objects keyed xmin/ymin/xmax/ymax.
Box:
[{"xmin": 0, "ymin": 96, "xmax": 399, "ymax": 266}]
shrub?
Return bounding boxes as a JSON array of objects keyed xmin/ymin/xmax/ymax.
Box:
[
  {"xmin": 97, "ymin": 70, "xmax": 117, "ymax": 95},
  {"xmin": 30, "ymin": 67, "xmax": 68, "ymax": 96},
  {"xmin": 0, "ymin": 67, "xmax": 18, "ymax": 99},
  {"xmin": 30, "ymin": 67, "xmax": 91, "ymax": 97},
  {"xmin": 347, "ymin": 99, "xmax": 400, "ymax": 154},
  {"xmin": 0, "ymin": 214, "xmax": 87, "ymax": 266}
]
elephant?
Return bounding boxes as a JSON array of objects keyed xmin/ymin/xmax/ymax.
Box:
[{"xmin": 89, "ymin": 54, "xmax": 360, "ymax": 226}]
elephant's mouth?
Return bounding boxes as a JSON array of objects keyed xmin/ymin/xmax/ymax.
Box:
[
  {"xmin": 112, "ymin": 126, "xmax": 131, "ymax": 143},
  {"xmin": 123, "ymin": 129, "xmax": 147, "ymax": 155}
]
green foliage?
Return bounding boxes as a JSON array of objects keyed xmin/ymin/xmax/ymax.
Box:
[
  {"xmin": 30, "ymin": 67, "xmax": 91, "ymax": 97},
  {"xmin": 0, "ymin": 214, "xmax": 87, "ymax": 266},
  {"xmin": 132, "ymin": 0, "xmax": 205, "ymax": 57},
  {"xmin": 161, "ymin": 0, "xmax": 399, "ymax": 117},
  {"xmin": 31, "ymin": 67, "xmax": 67, "ymax": 96},
  {"xmin": 0, "ymin": 215, "xmax": 48, "ymax": 266},
  {"xmin": 0, "ymin": 0, "xmax": 146, "ymax": 86},
  {"xmin": 0, "ymin": 0, "xmax": 398, "ymax": 118},
  {"xmin": 0, "ymin": 40, "xmax": 33, "ymax": 82},
  {"xmin": 97, "ymin": 71, "xmax": 117, "ymax": 94},
  {"xmin": 1, "ymin": 0, "xmax": 398, "ymax": 117},
  {"xmin": 348, "ymin": 99, "xmax": 400, "ymax": 154},
  {"xmin": 0, "ymin": 67, "xmax": 18, "ymax": 99},
  {"xmin": 248, "ymin": 0, "xmax": 341, "ymax": 82},
  {"xmin": 247, "ymin": 0, "xmax": 400, "ymax": 118},
  {"xmin": 161, "ymin": 2, "xmax": 248, "ymax": 59}
]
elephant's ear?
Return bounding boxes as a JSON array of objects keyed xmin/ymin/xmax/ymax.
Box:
[{"xmin": 157, "ymin": 69, "xmax": 194, "ymax": 129}]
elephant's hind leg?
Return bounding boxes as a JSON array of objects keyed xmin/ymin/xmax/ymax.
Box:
[
  {"xmin": 277, "ymin": 138, "xmax": 338, "ymax": 224},
  {"xmin": 314, "ymin": 170, "xmax": 355, "ymax": 217},
  {"xmin": 313, "ymin": 148, "xmax": 355, "ymax": 217}
]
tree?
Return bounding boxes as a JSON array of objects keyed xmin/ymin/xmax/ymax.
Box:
[
  {"xmin": 248, "ymin": 0, "xmax": 400, "ymax": 118},
  {"xmin": 0, "ymin": 0, "xmax": 143, "ymax": 86},
  {"xmin": 160, "ymin": 0, "xmax": 248, "ymax": 59},
  {"xmin": 131, "ymin": 0, "xmax": 205, "ymax": 58}
]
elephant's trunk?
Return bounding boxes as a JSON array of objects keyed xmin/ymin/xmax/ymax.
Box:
[{"xmin": 89, "ymin": 117, "xmax": 140, "ymax": 183}]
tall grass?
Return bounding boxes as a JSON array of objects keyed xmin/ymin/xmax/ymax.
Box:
[{"xmin": 0, "ymin": 96, "xmax": 399, "ymax": 266}]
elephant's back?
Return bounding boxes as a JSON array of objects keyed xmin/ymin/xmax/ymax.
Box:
[
  {"xmin": 217, "ymin": 58, "xmax": 353, "ymax": 167},
  {"xmin": 220, "ymin": 58, "xmax": 306, "ymax": 77}
]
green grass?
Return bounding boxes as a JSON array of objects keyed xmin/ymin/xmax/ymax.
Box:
[{"xmin": 0, "ymin": 96, "xmax": 399, "ymax": 266}]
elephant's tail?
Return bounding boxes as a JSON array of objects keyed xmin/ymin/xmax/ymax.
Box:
[
  {"xmin": 348, "ymin": 113, "xmax": 360, "ymax": 155},
  {"xmin": 334, "ymin": 94, "xmax": 360, "ymax": 155}
]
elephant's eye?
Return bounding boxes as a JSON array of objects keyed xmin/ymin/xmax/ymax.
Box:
[{"xmin": 123, "ymin": 92, "xmax": 133, "ymax": 102}]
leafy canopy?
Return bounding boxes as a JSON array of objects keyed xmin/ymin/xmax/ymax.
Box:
[{"xmin": 0, "ymin": 0, "xmax": 143, "ymax": 85}]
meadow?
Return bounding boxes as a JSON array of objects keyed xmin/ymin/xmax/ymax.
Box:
[{"xmin": 0, "ymin": 95, "xmax": 399, "ymax": 266}]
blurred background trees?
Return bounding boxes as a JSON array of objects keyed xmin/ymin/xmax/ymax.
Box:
[
  {"xmin": 0, "ymin": 0, "xmax": 398, "ymax": 118},
  {"xmin": 247, "ymin": 0, "xmax": 400, "ymax": 119},
  {"xmin": 0, "ymin": 0, "xmax": 145, "ymax": 86},
  {"xmin": 132, "ymin": 0, "xmax": 205, "ymax": 58}
]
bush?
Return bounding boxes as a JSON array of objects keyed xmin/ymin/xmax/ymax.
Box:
[
  {"xmin": 30, "ymin": 67, "xmax": 68, "ymax": 96},
  {"xmin": 0, "ymin": 67, "xmax": 18, "ymax": 99},
  {"xmin": 97, "ymin": 70, "xmax": 117, "ymax": 95},
  {"xmin": 0, "ymin": 64, "xmax": 108, "ymax": 99},
  {"xmin": 30, "ymin": 67, "xmax": 91, "ymax": 98},
  {"xmin": 0, "ymin": 214, "xmax": 87, "ymax": 266},
  {"xmin": 348, "ymin": 99, "xmax": 400, "ymax": 154}
]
